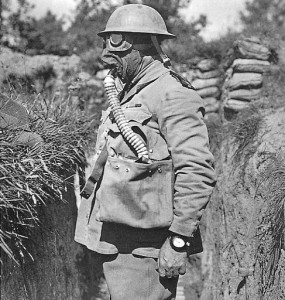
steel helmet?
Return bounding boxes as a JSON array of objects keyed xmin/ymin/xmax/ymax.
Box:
[{"xmin": 98, "ymin": 4, "xmax": 175, "ymax": 39}]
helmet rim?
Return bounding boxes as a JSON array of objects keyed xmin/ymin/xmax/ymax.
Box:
[{"xmin": 98, "ymin": 28, "xmax": 175, "ymax": 39}]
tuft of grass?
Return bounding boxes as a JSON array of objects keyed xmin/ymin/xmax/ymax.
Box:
[
  {"xmin": 256, "ymin": 153, "xmax": 285, "ymax": 298},
  {"xmin": 0, "ymin": 94, "xmax": 96, "ymax": 264},
  {"xmin": 225, "ymin": 104, "xmax": 263, "ymax": 177}
]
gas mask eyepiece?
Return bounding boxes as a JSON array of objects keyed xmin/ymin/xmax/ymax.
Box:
[
  {"xmin": 109, "ymin": 33, "xmax": 123, "ymax": 47},
  {"xmin": 104, "ymin": 33, "xmax": 133, "ymax": 52}
]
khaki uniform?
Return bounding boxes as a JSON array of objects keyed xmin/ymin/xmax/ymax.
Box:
[{"xmin": 75, "ymin": 61, "xmax": 216, "ymax": 257}]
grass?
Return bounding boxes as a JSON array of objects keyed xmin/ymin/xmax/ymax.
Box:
[
  {"xmin": 256, "ymin": 153, "xmax": 285, "ymax": 298},
  {"xmin": 0, "ymin": 93, "xmax": 96, "ymax": 264},
  {"xmin": 224, "ymin": 104, "xmax": 263, "ymax": 180}
]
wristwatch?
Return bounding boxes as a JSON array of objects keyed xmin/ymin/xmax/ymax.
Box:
[{"xmin": 169, "ymin": 234, "xmax": 190, "ymax": 252}]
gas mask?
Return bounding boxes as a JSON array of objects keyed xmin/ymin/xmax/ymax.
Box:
[{"xmin": 100, "ymin": 33, "xmax": 154, "ymax": 83}]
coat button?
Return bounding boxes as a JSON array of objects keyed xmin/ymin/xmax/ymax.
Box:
[
  {"xmin": 126, "ymin": 168, "xmax": 130, "ymax": 172},
  {"xmin": 149, "ymin": 149, "xmax": 153, "ymax": 153},
  {"xmin": 157, "ymin": 167, "xmax": 162, "ymax": 173},
  {"xmin": 115, "ymin": 165, "xmax": 120, "ymax": 169}
]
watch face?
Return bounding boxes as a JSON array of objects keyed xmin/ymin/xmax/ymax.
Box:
[{"xmin": 173, "ymin": 237, "xmax": 186, "ymax": 248}]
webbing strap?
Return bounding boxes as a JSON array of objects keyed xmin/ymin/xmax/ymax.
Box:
[{"xmin": 80, "ymin": 144, "xmax": 108, "ymax": 198}]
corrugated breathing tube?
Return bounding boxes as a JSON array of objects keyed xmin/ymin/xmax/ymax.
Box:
[{"xmin": 103, "ymin": 70, "xmax": 150, "ymax": 162}]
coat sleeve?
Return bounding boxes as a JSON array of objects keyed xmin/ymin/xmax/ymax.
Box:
[{"xmin": 159, "ymin": 85, "xmax": 216, "ymax": 237}]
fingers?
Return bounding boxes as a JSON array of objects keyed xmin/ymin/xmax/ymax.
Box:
[
  {"xmin": 158, "ymin": 258, "xmax": 185, "ymax": 278},
  {"xmin": 158, "ymin": 257, "xmax": 167, "ymax": 277},
  {"xmin": 165, "ymin": 269, "xmax": 179, "ymax": 278}
]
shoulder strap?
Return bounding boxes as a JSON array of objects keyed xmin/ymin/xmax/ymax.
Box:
[{"xmin": 170, "ymin": 70, "xmax": 195, "ymax": 90}]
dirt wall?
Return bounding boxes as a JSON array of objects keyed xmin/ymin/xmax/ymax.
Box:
[
  {"xmin": 1, "ymin": 185, "xmax": 108, "ymax": 300},
  {"xmin": 200, "ymin": 107, "xmax": 285, "ymax": 300}
]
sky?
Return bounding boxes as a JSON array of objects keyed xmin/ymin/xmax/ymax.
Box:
[
  {"xmin": 13, "ymin": 0, "xmax": 250, "ymax": 41},
  {"xmin": 181, "ymin": 0, "xmax": 249, "ymax": 40}
]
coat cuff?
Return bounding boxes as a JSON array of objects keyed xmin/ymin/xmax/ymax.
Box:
[{"xmin": 169, "ymin": 218, "xmax": 200, "ymax": 237}]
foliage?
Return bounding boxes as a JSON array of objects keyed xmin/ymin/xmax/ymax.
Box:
[
  {"xmin": 2, "ymin": 1, "xmax": 67, "ymax": 55},
  {"xmin": 65, "ymin": 0, "xmax": 116, "ymax": 54},
  {"xmin": 0, "ymin": 95, "xmax": 94, "ymax": 264},
  {"xmin": 23, "ymin": 10, "xmax": 68, "ymax": 55},
  {"xmin": 0, "ymin": 0, "xmax": 11, "ymax": 40},
  {"xmin": 4, "ymin": 0, "xmax": 35, "ymax": 49},
  {"xmin": 240, "ymin": 0, "xmax": 285, "ymax": 41}
]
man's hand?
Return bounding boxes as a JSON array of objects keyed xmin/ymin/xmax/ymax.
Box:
[{"xmin": 158, "ymin": 237, "xmax": 187, "ymax": 278}]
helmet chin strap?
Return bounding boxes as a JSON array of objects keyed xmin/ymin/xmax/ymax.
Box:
[{"xmin": 151, "ymin": 35, "xmax": 171, "ymax": 67}]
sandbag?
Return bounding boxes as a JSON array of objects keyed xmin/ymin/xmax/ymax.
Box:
[
  {"xmin": 228, "ymin": 73, "xmax": 263, "ymax": 90},
  {"xmin": 228, "ymin": 88, "xmax": 262, "ymax": 101},
  {"xmin": 203, "ymin": 97, "xmax": 220, "ymax": 113},
  {"xmin": 196, "ymin": 86, "xmax": 220, "ymax": 98},
  {"xmin": 185, "ymin": 70, "xmax": 196, "ymax": 82},
  {"xmin": 194, "ymin": 69, "xmax": 221, "ymax": 79},
  {"xmin": 192, "ymin": 77, "xmax": 221, "ymax": 90},
  {"xmin": 232, "ymin": 58, "xmax": 270, "ymax": 73},
  {"xmin": 196, "ymin": 59, "xmax": 218, "ymax": 72},
  {"xmin": 234, "ymin": 39, "xmax": 271, "ymax": 61},
  {"xmin": 224, "ymin": 99, "xmax": 249, "ymax": 111}
]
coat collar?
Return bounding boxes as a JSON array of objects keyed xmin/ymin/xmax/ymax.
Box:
[{"xmin": 120, "ymin": 60, "xmax": 170, "ymax": 105}]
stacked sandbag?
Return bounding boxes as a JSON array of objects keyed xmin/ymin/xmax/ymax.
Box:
[
  {"xmin": 223, "ymin": 37, "xmax": 271, "ymax": 112},
  {"xmin": 189, "ymin": 58, "xmax": 222, "ymax": 115}
]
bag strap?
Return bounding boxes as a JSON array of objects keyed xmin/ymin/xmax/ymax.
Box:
[{"xmin": 80, "ymin": 143, "xmax": 108, "ymax": 198}]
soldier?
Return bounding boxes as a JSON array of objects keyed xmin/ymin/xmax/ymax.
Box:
[{"xmin": 75, "ymin": 4, "xmax": 216, "ymax": 300}]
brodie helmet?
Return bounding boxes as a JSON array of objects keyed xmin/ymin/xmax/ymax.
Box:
[
  {"xmin": 98, "ymin": 4, "xmax": 175, "ymax": 39},
  {"xmin": 98, "ymin": 4, "xmax": 175, "ymax": 65}
]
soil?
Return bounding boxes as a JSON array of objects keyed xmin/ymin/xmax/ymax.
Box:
[{"xmin": 200, "ymin": 107, "xmax": 285, "ymax": 300}]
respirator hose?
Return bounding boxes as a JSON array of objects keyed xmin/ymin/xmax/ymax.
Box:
[{"xmin": 103, "ymin": 70, "xmax": 150, "ymax": 162}]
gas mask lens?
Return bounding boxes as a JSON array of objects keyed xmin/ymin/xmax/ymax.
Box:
[
  {"xmin": 105, "ymin": 33, "xmax": 133, "ymax": 52},
  {"xmin": 110, "ymin": 33, "xmax": 123, "ymax": 47}
]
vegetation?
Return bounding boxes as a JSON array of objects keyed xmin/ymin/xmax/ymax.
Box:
[
  {"xmin": 0, "ymin": 94, "xmax": 96, "ymax": 263},
  {"xmin": 1, "ymin": 0, "xmax": 67, "ymax": 55},
  {"xmin": 240, "ymin": 0, "xmax": 285, "ymax": 40},
  {"xmin": 257, "ymin": 153, "xmax": 285, "ymax": 299},
  {"xmin": 228, "ymin": 105, "xmax": 263, "ymax": 168}
]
